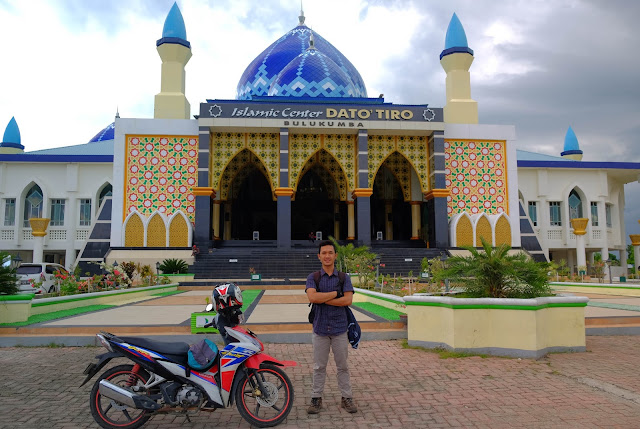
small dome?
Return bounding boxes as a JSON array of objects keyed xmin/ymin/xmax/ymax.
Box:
[
  {"xmin": 163, "ymin": 2, "xmax": 187, "ymax": 40},
  {"xmin": 89, "ymin": 123, "xmax": 115, "ymax": 143},
  {"xmin": 2, "ymin": 117, "xmax": 21, "ymax": 145},
  {"xmin": 561, "ymin": 126, "xmax": 582, "ymax": 156},
  {"xmin": 237, "ymin": 24, "xmax": 367, "ymax": 99},
  {"xmin": 445, "ymin": 13, "xmax": 468, "ymax": 49},
  {"xmin": 441, "ymin": 13, "xmax": 474, "ymax": 59},
  {"xmin": 268, "ymin": 47, "xmax": 358, "ymax": 98}
]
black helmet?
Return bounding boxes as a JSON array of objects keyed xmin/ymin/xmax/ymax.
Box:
[{"xmin": 213, "ymin": 283, "xmax": 243, "ymax": 312}]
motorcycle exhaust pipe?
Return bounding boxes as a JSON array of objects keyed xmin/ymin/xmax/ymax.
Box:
[{"xmin": 98, "ymin": 380, "xmax": 161, "ymax": 411}]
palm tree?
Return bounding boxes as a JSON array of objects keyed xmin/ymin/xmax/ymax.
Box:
[
  {"xmin": 0, "ymin": 252, "xmax": 19, "ymax": 295},
  {"xmin": 435, "ymin": 238, "xmax": 551, "ymax": 298}
]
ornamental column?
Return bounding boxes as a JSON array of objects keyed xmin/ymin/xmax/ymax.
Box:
[
  {"xmin": 347, "ymin": 201, "xmax": 355, "ymax": 240},
  {"xmin": 276, "ymin": 128, "xmax": 292, "ymax": 248},
  {"xmin": 571, "ymin": 218, "xmax": 589, "ymax": 269},
  {"xmin": 425, "ymin": 131, "xmax": 450, "ymax": 248},
  {"xmin": 333, "ymin": 202, "xmax": 340, "ymax": 240},
  {"xmin": 355, "ymin": 129, "xmax": 371, "ymax": 245},
  {"xmin": 410, "ymin": 201, "xmax": 421, "ymax": 240},
  {"xmin": 630, "ymin": 232, "xmax": 640, "ymax": 273},
  {"xmin": 193, "ymin": 187, "xmax": 214, "ymax": 248},
  {"xmin": 30, "ymin": 218, "xmax": 50, "ymax": 264},
  {"xmin": 212, "ymin": 200, "xmax": 221, "ymax": 240}
]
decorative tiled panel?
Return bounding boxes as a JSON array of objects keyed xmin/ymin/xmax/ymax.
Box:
[
  {"xmin": 368, "ymin": 135, "xmax": 429, "ymax": 195},
  {"xmin": 324, "ymin": 134, "xmax": 356, "ymax": 193},
  {"xmin": 125, "ymin": 136, "xmax": 198, "ymax": 222},
  {"xmin": 210, "ymin": 133, "xmax": 245, "ymax": 190},
  {"xmin": 290, "ymin": 134, "xmax": 322, "ymax": 189},
  {"xmin": 220, "ymin": 150, "xmax": 271, "ymax": 200},
  {"xmin": 246, "ymin": 133, "xmax": 279, "ymax": 189},
  {"xmin": 368, "ymin": 135, "xmax": 395, "ymax": 187},
  {"xmin": 444, "ymin": 140, "xmax": 508, "ymax": 217},
  {"xmin": 397, "ymin": 136, "xmax": 429, "ymax": 194}
]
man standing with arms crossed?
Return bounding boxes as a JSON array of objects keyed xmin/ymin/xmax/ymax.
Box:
[{"xmin": 305, "ymin": 240, "xmax": 357, "ymax": 414}]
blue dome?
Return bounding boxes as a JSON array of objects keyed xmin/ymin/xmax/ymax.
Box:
[
  {"xmin": 2, "ymin": 117, "xmax": 21, "ymax": 145},
  {"xmin": 268, "ymin": 47, "xmax": 358, "ymax": 98},
  {"xmin": 162, "ymin": 2, "xmax": 187, "ymax": 40},
  {"xmin": 89, "ymin": 123, "xmax": 115, "ymax": 143},
  {"xmin": 237, "ymin": 25, "xmax": 367, "ymax": 99},
  {"xmin": 561, "ymin": 126, "xmax": 582, "ymax": 155}
]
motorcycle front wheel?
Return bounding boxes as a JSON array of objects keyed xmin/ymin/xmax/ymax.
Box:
[
  {"xmin": 235, "ymin": 364, "xmax": 294, "ymax": 427},
  {"xmin": 89, "ymin": 364, "xmax": 152, "ymax": 429}
]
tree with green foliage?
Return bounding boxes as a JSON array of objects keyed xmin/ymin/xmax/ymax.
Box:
[
  {"xmin": 328, "ymin": 236, "xmax": 376, "ymax": 273},
  {"xmin": 0, "ymin": 252, "xmax": 19, "ymax": 295},
  {"xmin": 434, "ymin": 238, "xmax": 552, "ymax": 298},
  {"xmin": 158, "ymin": 258, "xmax": 188, "ymax": 274}
]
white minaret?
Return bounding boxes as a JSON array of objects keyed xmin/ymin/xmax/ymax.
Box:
[
  {"xmin": 440, "ymin": 13, "xmax": 478, "ymax": 124},
  {"xmin": 154, "ymin": 2, "xmax": 192, "ymax": 120}
]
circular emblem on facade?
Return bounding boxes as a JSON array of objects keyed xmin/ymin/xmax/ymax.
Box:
[
  {"xmin": 423, "ymin": 109, "xmax": 435, "ymax": 121},
  {"xmin": 209, "ymin": 104, "xmax": 222, "ymax": 117}
]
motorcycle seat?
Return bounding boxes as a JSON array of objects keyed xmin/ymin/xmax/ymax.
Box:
[{"xmin": 119, "ymin": 336, "xmax": 190, "ymax": 357}]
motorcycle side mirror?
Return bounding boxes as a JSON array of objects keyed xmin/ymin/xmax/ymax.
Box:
[{"xmin": 205, "ymin": 303, "xmax": 214, "ymax": 312}]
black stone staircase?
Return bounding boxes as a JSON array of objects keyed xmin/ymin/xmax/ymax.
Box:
[{"xmin": 189, "ymin": 242, "xmax": 444, "ymax": 280}]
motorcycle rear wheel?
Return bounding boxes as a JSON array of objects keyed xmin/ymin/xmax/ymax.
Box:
[
  {"xmin": 89, "ymin": 364, "xmax": 152, "ymax": 429},
  {"xmin": 235, "ymin": 364, "xmax": 294, "ymax": 428}
]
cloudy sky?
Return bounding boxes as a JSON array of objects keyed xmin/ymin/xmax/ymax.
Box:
[{"xmin": 1, "ymin": 0, "xmax": 639, "ymax": 241}]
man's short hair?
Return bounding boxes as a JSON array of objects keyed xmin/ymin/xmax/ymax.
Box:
[{"xmin": 318, "ymin": 240, "xmax": 336, "ymax": 254}]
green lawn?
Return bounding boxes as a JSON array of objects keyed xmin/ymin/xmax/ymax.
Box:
[
  {"xmin": 241, "ymin": 289, "xmax": 261, "ymax": 312},
  {"xmin": 0, "ymin": 305, "xmax": 115, "ymax": 327},
  {"xmin": 352, "ymin": 302, "xmax": 405, "ymax": 321}
]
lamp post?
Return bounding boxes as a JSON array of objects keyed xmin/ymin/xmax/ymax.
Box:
[
  {"xmin": 440, "ymin": 252, "xmax": 450, "ymax": 293},
  {"xmin": 374, "ymin": 256, "xmax": 381, "ymax": 290},
  {"xmin": 155, "ymin": 262, "xmax": 161, "ymax": 285},
  {"xmin": 112, "ymin": 261, "xmax": 118, "ymax": 268}
]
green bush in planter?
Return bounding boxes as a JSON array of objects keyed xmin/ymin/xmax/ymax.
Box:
[
  {"xmin": 0, "ymin": 252, "xmax": 18, "ymax": 295},
  {"xmin": 434, "ymin": 238, "xmax": 552, "ymax": 298},
  {"xmin": 158, "ymin": 258, "xmax": 189, "ymax": 274}
]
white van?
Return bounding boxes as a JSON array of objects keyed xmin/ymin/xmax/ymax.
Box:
[{"xmin": 16, "ymin": 263, "xmax": 68, "ymax": 294}]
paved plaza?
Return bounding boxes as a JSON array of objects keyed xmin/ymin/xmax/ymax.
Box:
[{"xmin": 2, "ymin": 336, "xmax": 640, "ymax": 428}]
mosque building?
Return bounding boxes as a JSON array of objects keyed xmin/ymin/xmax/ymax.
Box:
[{"xmin": 0, "ymin": 3, "xmax": 638, "ymax": 278}]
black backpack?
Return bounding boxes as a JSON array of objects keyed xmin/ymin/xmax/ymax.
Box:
[{"xmin": 308, "ymin": 271, "xmax": 361, "ymax": 349}]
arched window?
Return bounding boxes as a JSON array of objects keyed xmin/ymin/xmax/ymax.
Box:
[
  {"xmin": 23, "ymin": 185, "xmax": 43, "ymax": 227},
  {"xmin": 98, "ymin": 184, "xmax": 112, "ymax": 211},
  {"xmin": 568, "ymin": 189, "xmax": 583, "ymax": 219}
]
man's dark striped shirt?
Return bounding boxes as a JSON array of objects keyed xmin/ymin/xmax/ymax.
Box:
[{"xmin": 305, "ymin": 268, "xmax": 354, "ymax": 336}]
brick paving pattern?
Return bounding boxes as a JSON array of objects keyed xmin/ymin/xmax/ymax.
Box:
[{"xmin": 1, "ymin": 337, "xmax": 640, "ymax": 428}]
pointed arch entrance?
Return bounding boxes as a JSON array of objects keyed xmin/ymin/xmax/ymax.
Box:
[
  {"xmin": 218, "ymin": 149, "xmax": 276, "ymax": 240},
  {"xmin": 291, "ymin": 150, "xmax": 348, "ymax": 240},
  {"xmin": 371, "ymin": 152, "xmax": 416, "ymax": 240}
]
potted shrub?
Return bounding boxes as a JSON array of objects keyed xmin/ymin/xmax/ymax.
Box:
[{"xmin": 404, "ymin": 239, "xmax": 588, "ymax": 358}]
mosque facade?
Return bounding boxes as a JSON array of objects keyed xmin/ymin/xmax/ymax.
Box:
[{"xmin": 0, "ymin": 3, "xmax": 637, "ymax": 277}]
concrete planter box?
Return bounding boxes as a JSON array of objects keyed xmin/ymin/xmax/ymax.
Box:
[
  {"xmin": 161, "ymin": 274, "xmax": 195, "ymax": 283},
  {"xmin": 353, "ymin": 288, "xmax": 404, "ymax": 311},
  {"xmin": 0, "ymin": 294, "xmax": 34, "ymax": 323},
  {"xmin": 404, "ymin": 295, "xmax": 589, "ymax": 359},
  {"xmin": 31, "ymin": 284, "xmax": 178, "ymax": 315}
]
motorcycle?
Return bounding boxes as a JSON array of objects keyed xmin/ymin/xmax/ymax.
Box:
[{"xmin": 80, "ymin": 303, "xmax": 296, "ymax": 428}]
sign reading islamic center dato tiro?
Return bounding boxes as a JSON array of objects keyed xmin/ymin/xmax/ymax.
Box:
[{"xmin": 200, "ymin": 100, "xmax": 443, "ymax": 128}]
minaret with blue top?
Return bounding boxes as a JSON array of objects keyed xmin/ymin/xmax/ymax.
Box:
[
  {"xmin": 440, "ymin": 13, "xmax": 478, "ymax": 124},
  {"xmin": 0, "ymin": 117, "xmax": 24, "ymax": 154},
  {"xmin": 561, "ymin": 126, "xmax": 584, "ymax": 161},
  {"xmin": 154, "ymin": 2, "xmax": 192, "ymax": 119}
]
